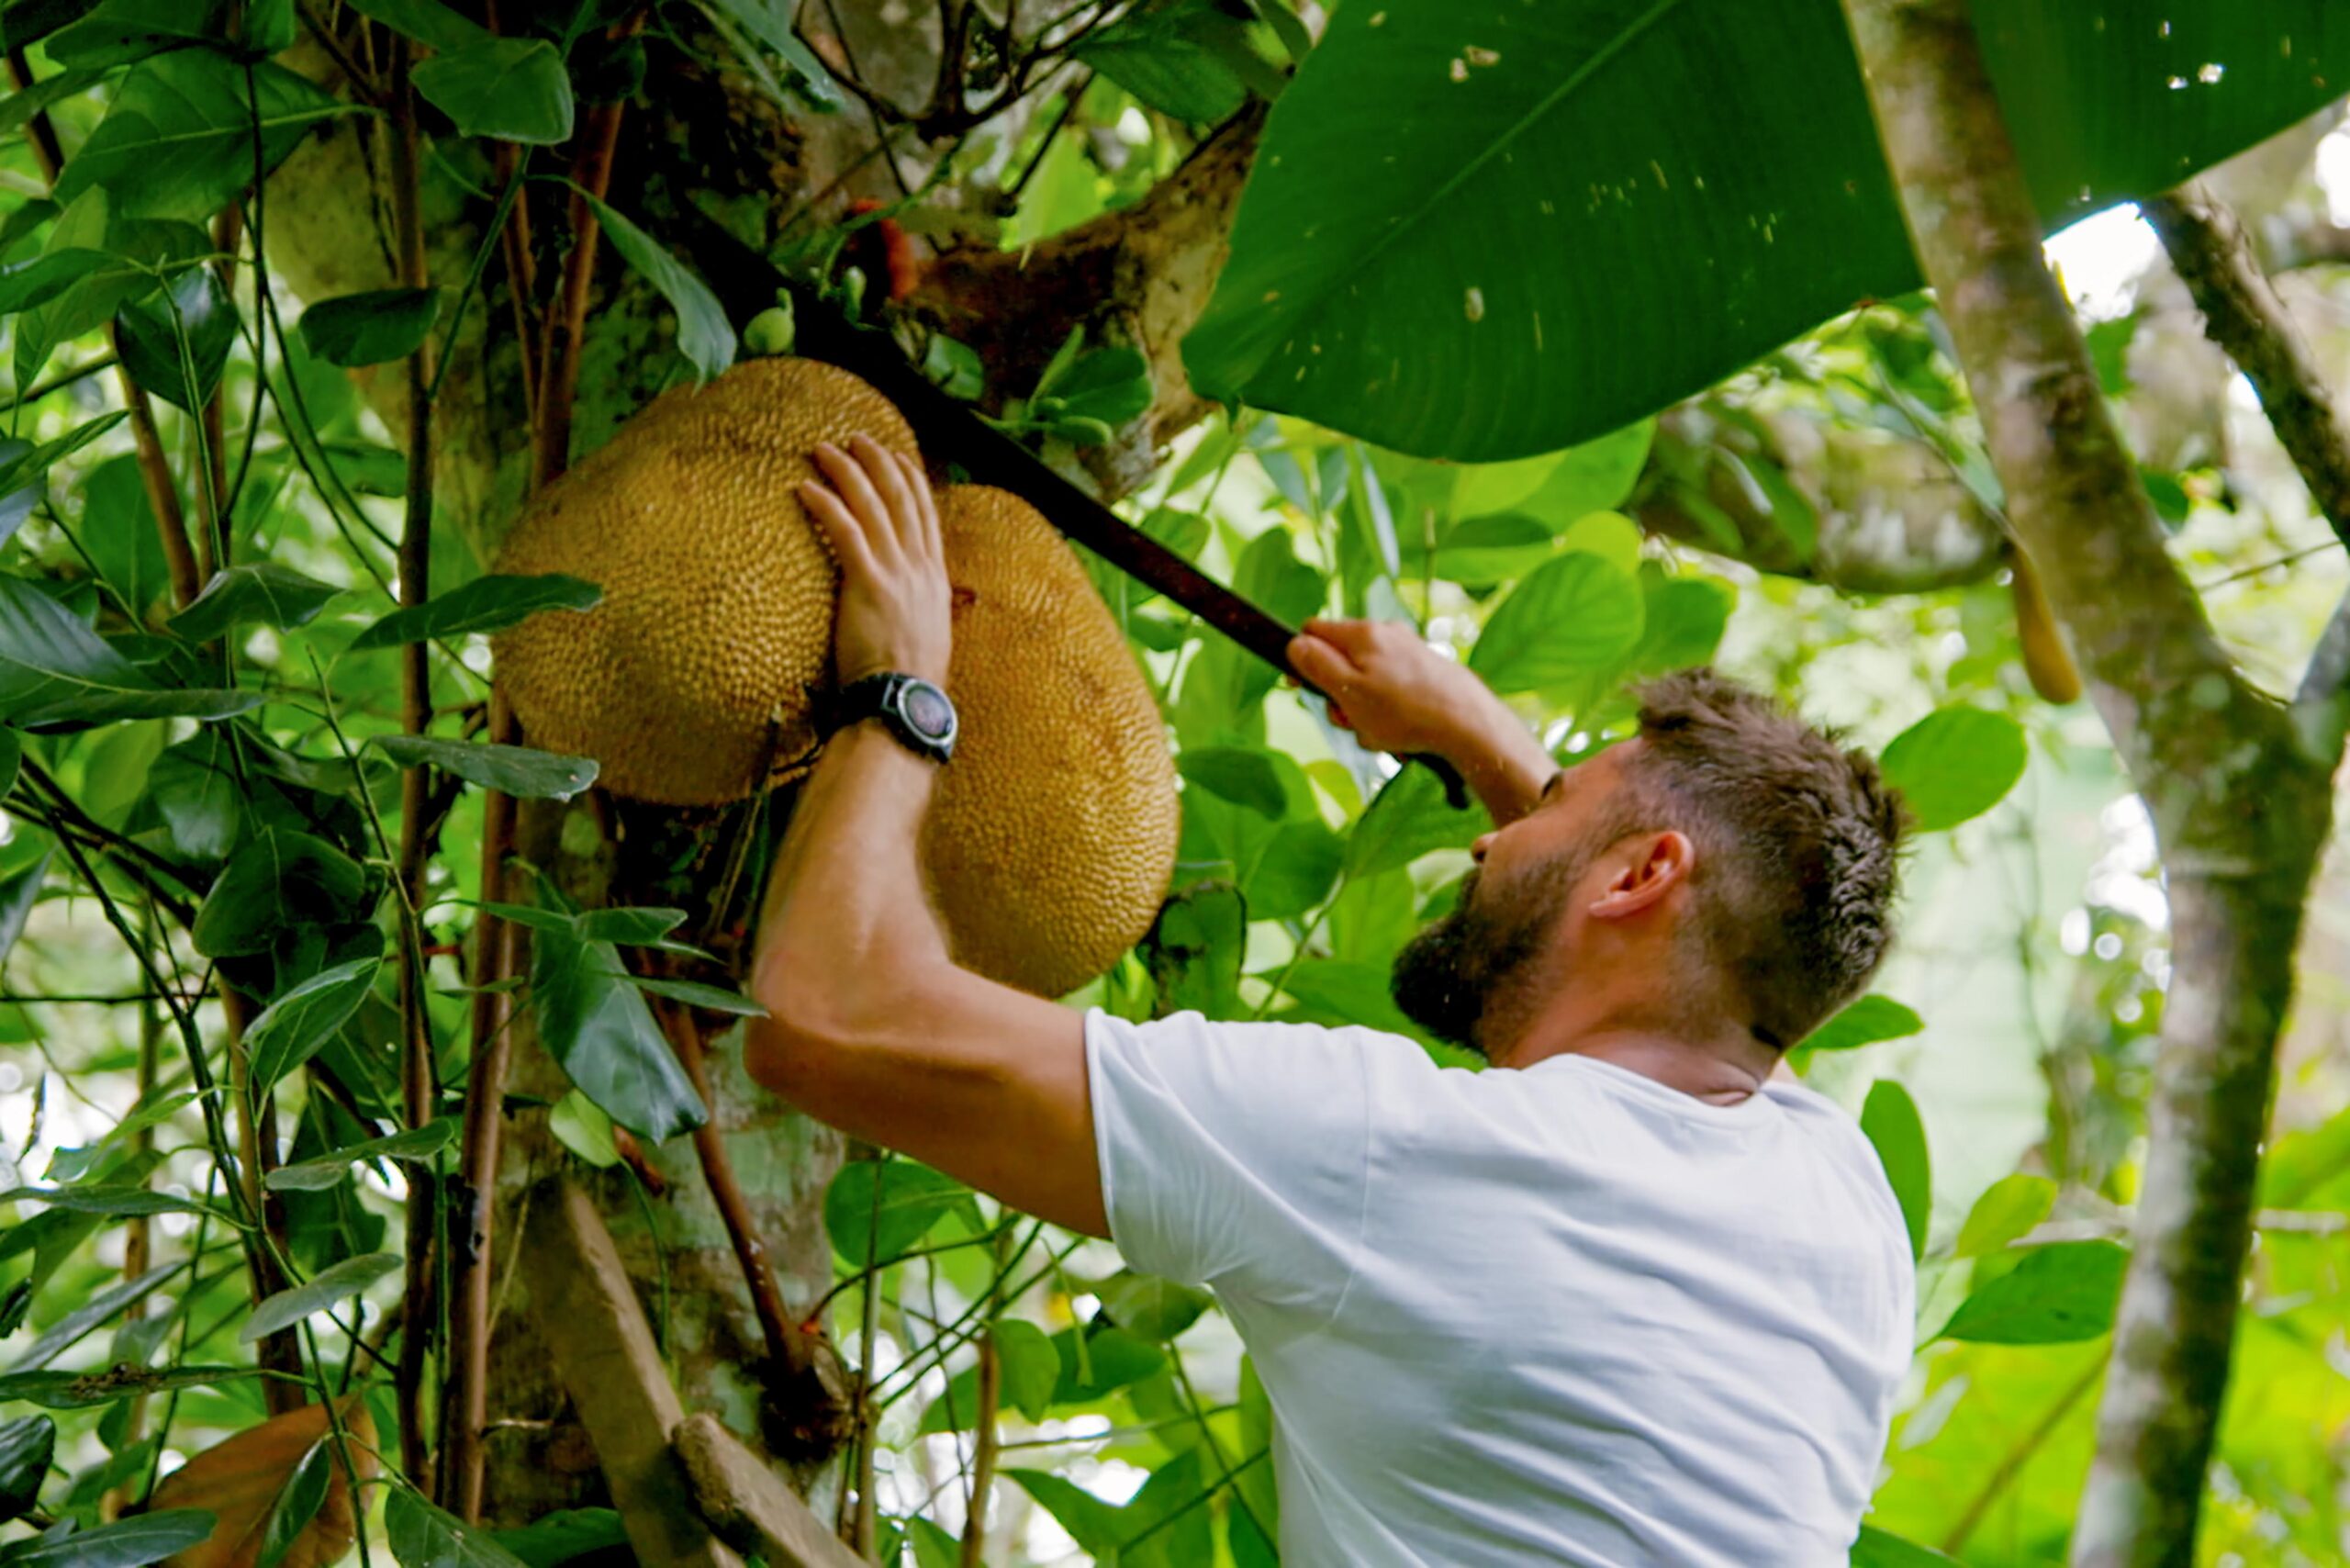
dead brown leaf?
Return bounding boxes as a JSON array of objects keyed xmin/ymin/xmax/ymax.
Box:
[{"xmin": 151, "ymin": 1396, "xmax": 379, "ymax": 1568}]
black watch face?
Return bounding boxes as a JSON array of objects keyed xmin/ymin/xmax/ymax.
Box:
[{"xmin": 901, "ymin": 681, "xmax": 956, "ymax": 741}]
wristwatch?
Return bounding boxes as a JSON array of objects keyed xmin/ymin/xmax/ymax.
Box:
[{"xmin": 830, "ymin": 672, "xmax": 958, "ymax": 765}]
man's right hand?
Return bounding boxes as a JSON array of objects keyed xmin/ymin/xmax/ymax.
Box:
[{"xmin": 1287, "ymin": 618, "xmax": 1561, "ymax": 825}]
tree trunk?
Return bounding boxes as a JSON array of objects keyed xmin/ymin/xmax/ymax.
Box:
[{"xmin": 1835, "ymin": 2, "xmax": 2343, "ymax": 1562}]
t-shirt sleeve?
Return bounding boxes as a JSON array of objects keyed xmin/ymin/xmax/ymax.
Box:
[{"xmin": 1085, "ymin": 1008, "xmax": 1387, "ymax": 1322}]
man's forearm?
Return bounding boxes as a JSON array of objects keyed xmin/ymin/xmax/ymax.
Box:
[{"xmin": 1439, "ymin": 698, "xmax": 1560, "ymax": 827}]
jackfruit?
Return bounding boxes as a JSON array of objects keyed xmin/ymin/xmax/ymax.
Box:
[
  {"xmin": 926, "ymin": 485, "xmax": 1179, "ymax": 999},
  {"xmin": 494, "ymin": 356, "xmax": 920, "ymax": 804},
  {"xmin": 490, "ymin": 362, "xmax": 1179, "ymax": 998}
]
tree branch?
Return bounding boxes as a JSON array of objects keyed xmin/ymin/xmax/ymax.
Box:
[
  {"xmin": 1836, "ymin": 5, "xmax": 2341, "ymax": 1564},
  {"xmin": 2143, "ymin": 184, "xmax": 2350, "ymax": 550}
]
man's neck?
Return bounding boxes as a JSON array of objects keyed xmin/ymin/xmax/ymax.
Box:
[{"xmin": 1491, "ymin": 1024, "xmax": 1778, "ymax": 1104}]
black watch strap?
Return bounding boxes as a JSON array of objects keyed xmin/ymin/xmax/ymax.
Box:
[{"xmin": 831, "ymin": 673, "xmax": 957, "ymax": 764}]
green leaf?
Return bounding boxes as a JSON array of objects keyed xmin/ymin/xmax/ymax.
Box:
[
  {"xmin": 0, "ymin": 731, "xmax": 20, "ymax": 801},
  {"xmin": 0, "ymin": 1511, "xmax": 218, "ymax": 1568},
  {"xmin": 1628, "ymin": 573, "xmax": 1733, "ymax": 676},
  {"xmin": 412, "ymin": 37, "xmax": 574, "ymax": 143},
  {"xmin": 168, "ymin": 564, "xmax": 343, "ymax": 643},
  {"xmin": 545, "ymin": 1092, "xmax": 620, "ymax": 1170},
  {"xmin": 0, "ymin": 1364, "xmax": 256, "ymax": 1410},
  {"xmin": 529, "ymin": 919, "xmax": 706, "ymax": 1143},
  {"xmin": 241, "ymin": 1252, "xmax": 401, "ymax": 1343},
  {"xmin": 1178, "ymin": 745, "xmax": 1288, "ymax": 818},
  {"xmin": 1345, "ymin": 760, "xmax": 1485, "ymax": 878},
  {"xmin": 629, "ymin": 977, "xmax": 767, "ymax": 1017},
  {"xmin": 1243, "ymin": 816, "xmax": 1344, "ymax": 920},
  {"xmin": 1851, "ymin": 1528, "xmax": 1964, "ymax": 1566},
  {"xmin": 246, "ymin": 958, "xmax": 381, "ymax": 1095},
  {"xmin": 1879, "ymin": 706, "xmax": 2029, "ymax": 832},
  {"xmin": 1008, "ymin": 1472, "xmax": 1123, "ymax": 1558},
  {"xmin": 822, "ymin": 1160, "xmax": 968, "ymax": 1266},
  {"xmin": 55, "ymin": 51, "xmax": 346, "ymax": 223},
  {"xmin": 1184, "ymin": 1, "xmax": 2350, "ymax": 459},
  {"xmin": 252, "ymin": 1431, "xmax": 331, "ymax": 1568},
  {"xmin": 0, "ymin": 850, "xmax": 50, "ymax": 978},
  {"xmin": 366, "ymin": 734, "xmax": 599, "ymax": 801},
  {"xmin": 191, "ymin": 831, "xmax": 373, "ymax": 958},
  {"xmin": 1070, "ymin": 0, "xmax": 1253, "ymax": 122},
  {"xmin": 0, "ymin": 1185, "xmax": 213, "ymax": 1217},
  {"xmin": 917, "ymin": 1317, "xmax": 1061, "ymax": 1433},
  {"xmin": 113, "ymin": 263, "xmax": 237, "ymax": 411},
  {"xmin": 297, "ymin": 287, "xmax": 442, "ymax": 368},
  {"xmin": 0, "ymin": 1414, "xmax": 53, "ymax": 1524},
  {"xmin": 1862, "ymin": 1080, "xmax": 1930, "ymax": 1263},
  {"xmin": 1954, "ymin": 1172, "xmax": 2057, "ymax": 1260},
  {"xmin": 1798, "ymin": 993, "xmax": 1922, "ymax": 1054},
  {"xmin": 0, "ymin": 574, "xmax": 259, "ymax": 726},
  {"xmin": 1050, "ymin": 1323, "xmax": 1166, "ymax": 1403},
  {"xmin": 386, "ymin": 1490, "xmax": 533, "ymax": 1568},
  {"xmin": 1939, "ymin": 1240, "xmax": 2130, "ymax": 1345},
  {"xmin": 1096, "ymin": 1271, "xmax": 1213, "ymax": 1341},
  {"xmin": 265, "ymin": 1119, "xmax": 457, "ymax": 1193},
  {"xmin": 352, "ymin": 573, "xmax": 601, "ymax": 649},
  {"xmin": 44, "ymin": 0, "xmax": 232, "ymax": 64},
  {"xmin": 343, "ymin": 0, "xmax": 486, "ymax": 54},
  {"xmin": 1468, "ymin": 551, "xmax": 1642, "ymax": 697},
  {"xmin": 573, "ymin": 907, "xmax": 688, "ymax": 945},
  {"xmin": 6, "ymin": 1260, "xmax": 180, "ymax": 1372},
  {"xmin": 698, "ymin": 0, "xmax": 843, "ymax": 110},
  {"xmin": 580, "ymin": 193, "xmax": 734, "ymax": 382},
  {"xmin": 487, "ymin": 1510, "xmax": 630, "ymax": 1568},
  {"xmin": 1142, "ymin": 881, "xmax": 1247, "ymax": 1020}
]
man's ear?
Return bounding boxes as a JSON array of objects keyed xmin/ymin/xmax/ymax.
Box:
[{"xmin": 1588, "ymin": 831, "xmax": 1695, "ymax": 921}]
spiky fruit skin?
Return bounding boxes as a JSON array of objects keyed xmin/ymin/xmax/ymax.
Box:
[
  {"xmin": 926, "ymin": 486, "xmax": 1180, "ymax": 999},
  {"xmin": 492, "ymin": 358, "xmax": 921, "ymax": 805}
]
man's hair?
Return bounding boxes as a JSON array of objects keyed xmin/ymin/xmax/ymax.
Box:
[{"xmin": 1606, "ymin": 669, "xmax": 1908, "ymax": 1048}]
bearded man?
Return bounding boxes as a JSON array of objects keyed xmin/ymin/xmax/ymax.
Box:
[{"xmin": 748, "ymin": 435, "xmax": 1916, "ymax": 1566}]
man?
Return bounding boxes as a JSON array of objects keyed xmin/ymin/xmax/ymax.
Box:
[{"xmin": 748, "ymin": 435, "xmax": 1917, "ymax": 1566}]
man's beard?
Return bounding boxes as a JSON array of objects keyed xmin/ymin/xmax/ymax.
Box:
[{"xmin": 1391, "ymin": 861, "xmax": 1571, "ymax": 1058}]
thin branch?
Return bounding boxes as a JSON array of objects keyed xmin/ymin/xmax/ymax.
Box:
[
  {"xmin": 1943, "ymin": 1354, "xmax": 2105, "ymax": 1553},
  {"xmin": 532, "ymin": 99, "xmax": 629, "ymax": 492},
  {"xmin": 2143, "ymin": 183, "xmax": 2350, "ymax": 553}
]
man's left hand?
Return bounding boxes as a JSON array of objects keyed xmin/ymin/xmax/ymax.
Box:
[{"xmin": 800, "ymin": 435, "xmax": 951, "ymax": 685}]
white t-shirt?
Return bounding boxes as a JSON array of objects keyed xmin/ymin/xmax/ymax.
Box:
[{"xmin": 1085, "ymin": 1009, "xmax": 1914, "ymax": 1568}]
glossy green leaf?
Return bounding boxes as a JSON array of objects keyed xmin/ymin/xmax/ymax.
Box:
[
  {"xmin": 529, "ymin": 919, "xmax": 705, "ymax": 1143},
  {"xmin": 367, "ymin": 734, "xmax": 599, "ymax": 801},
  {"xmin": 245, "ymin": 958, "xmax": 385, "ymax": 1095},
  {"xmin": 1799, "ymin": 993, "xmax": 1922, "ymax": 1054},
  {"xmin": 0, "ymin": 1414, "xmax": 53, "ymax": 1524},
  {"xmin": 545, "ymin": 1092, "xmax": 621, "ymax": 1170},
  {"xmin": 169, "ymin": 564, "xmax": 343, "ymax": 643},
  {"xmin": 265, "ymin": 1119, "xmax": 457, "ymax": 1193},
  {"xmin": 1954, "ymin": 1172, "xmax": 2057, "ymax": 1260},
  {"xmin": 1186, "ymin": 0, "xmax": 2349, "ymax": 459},
  {"xmin": 1940, "ymin": 1240, "xmax": 2130, "ymax": 1345},
  {"xmin": 44, "ymin": 0, "xmax": 230, "ymax": 64},
  {"xmin": 1628, "ymin": 573, "xmax": 1734, "ymax": 676},
  {"xmin": 386, "ymin": 1490, "xmax": 534, "ymax": 1568},
  {"xmin": 1862, "ymin": 1079, "xmax": 1930, "ymax": 1262},
  {"xmin": 54, "ymin": 51, "xmax": 346, "ymax": 223},
  {"xmin": 0, "ymin": 574, "xmax": 259, "ymax": 726},
  {"xmin": 297, "ymin": 287, "xmax": 442, "ymax": 368},
  {"xmin": 581, "ymin": 193, "xmax": 734, "ymax": 382},
  {"xmin": 413, "ymin": 37, "xmax": 575, "ymax": 144},
  {"xmin": 1179, "ymin": 745, "xmax": 1289, "ymax": 818},
  {"xmin": 1467, "ymin": 551, "xmax": 1642, "ymax": 697},
  {"xmin": 1345, "ymin": 760, "xmax": 1485, "ymax": 878},
  {"xmin": 352, "ymin": 573, "xmax": 601, "ymax": 649},
  {"xmin": 7, "ymin": 1260, "xmax": 180, "ymax": 1371},
  {"xmin": 113, "ymin": 263, "xmax": 237, "ymax": 411},
  {"xmin": 1070, "ymin": 0, "xmax": 1253, "ymax": 122},
  {"xmin": 253, "ymin": 1433, "xmax": 332, "ymax": 1568},
  {"xmin": 699, "ymin": 0, "xmax": 843, "ymax": 110},
  {"xmin": 1049, "ymin": 1324, "xmax": 1167, "ymax": 1404},
  {"xmin": 0, "ymin": 1511, "xmax": 218, "ymax": 1568},
  {"xmin": 191, "ymin": 832, "xmax": 373, "ymax": 958},
  {"xmin": 241, "ymin": 1252, "xmax": 401, "ymax": 1343},
  {"xmin": 1879, "ymin": 706, "xmax": 2029, "ymax": 832},
  {"xmin": 822, "ymin": 1160, "xmax": 968, "ymax": 1266}
]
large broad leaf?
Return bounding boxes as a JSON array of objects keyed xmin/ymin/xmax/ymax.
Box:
[
  {"xmin": 243, "ymin": 958, "xmax": 383, "ymax": 1094},
  {"xmin": 413, "ymin": 37, "xmax": 574, "ymax": 144},
  {"xmin": 45, "ymin": 0, "xmax": 234, "ymax": 65},
  {"xmin": 822, "ymin": 1160, "xmax": 970, "ymax": 1266},
  {"xmin": 0, "ymin": 575, "xmax": 258, "ymax": 725},
  {"xmin": 366, "ymin": 735, "xmax": 598, "ymax": 801},
  {"xmin": 297, "ymin": 288, "xmax": 442, "ymax": 369},
  {"xmin": 1953, "ymin": 1171, "xmax": 2056, "ymax": 1259},
  {"xmin": 1797, "ymin": 993, "xmax": 1922, "ymax": 1054},
  {"xmin": 0, "ymin": 1511, "xmax": 218, "ymax": 1568},
  {"xmin": 146, "ymin": 1398, "xmax": 375, "ymax": 1568},
  {"xmin": 529, "ymin": 920, "xmax": 706, "ymax": 1143},
  {"xmin": 351, "ymin": 573, "xmax": 600, "ymax": 649},
  {"xmin": 1939, "ymin": 1239, "xmax": 2131, "ymax": 1344},
  {"xmin": 917, "ymin": 1318, "xmax": 1063, "ymax": 1433},
  {"xmin": 1344, "ymin": 761, "xmax": 1485, "ymax": 878},
  {"xmin": 1879, "ymin": 706, "xmax": 2029, "ymax": 832},
  {"xmin": 190, "ymin": 831, "xmax": 374, "ymax": 958},
  {"xmin": 1069, "ymin": 0, "xmax": 1255, "ymax": 122},
  {"xmin": 385, "ymin": 1491, "xmax": 532, "ymax": 1568},
  {"xmin": 55, "ymin": 50, "xmax": 346, "ymax": 223},
  {"xmin": 1861, "ymin": 1079, "xmax": 1929, "ymax": 1263},
  {"xmin": 168, "ymin": 565, "xmax": 343, "ymax": 644},
  {"xmin": 581, "ymin": 194, "xmax": 734, "ymax": 382},
  {"xmin": 1466, "ymin": 550, "xmax": 1642, "ymax": 697},
  {"xmin": 242, "ymin": 1253, "xmax": 401, "ymax": 1343},
  {"xmin": 0, "ymin": 1414, "xmax": 53, "ymax": 1524},
  {"xmin": 1142, "ymin": 880, "xmax": 1247, "ymax": 1020},
  {"xmin": 114, "ymin": 263, "xmax": 238, "ymax": 411},
  {"xmin": 1185, "ymin": 0, "xmax": 2350, "ymax": 459},
  {"xmin": 343, "ymin": 0, "xmax": 484, "ymax": 55}
]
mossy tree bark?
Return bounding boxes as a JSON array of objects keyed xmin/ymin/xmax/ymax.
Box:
[{"xmin": 1837, "ymin": 3, "xmax": 2346, "ymax": 1563}]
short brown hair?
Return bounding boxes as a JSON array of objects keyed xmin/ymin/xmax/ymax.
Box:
[{"xmin": 1610, "ymin": 669, "xmax": 1908, "ymax": 1047}]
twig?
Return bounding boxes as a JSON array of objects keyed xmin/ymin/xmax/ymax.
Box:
[
  {"xmin": 224, "ymin": 982, "xmax": 305, "ymax": 1416},
  {"xmin": 1943, "ymin": 1353, "xmax": 2104, "ymax": 1552},
  {"xmin": 196, "ymin": 204, "xmax": 244, "ymax": 580},
  {"xmin": 2143, "ymin": 184, "xmax": 2350, "ymax": 552},
  {"xmin": 298, "ymin": 0, "xmax": 385, "ymax": 102},
  {"xmin": 957, "ymin": 1226, "xmax": 1012, "ymax": 1568},
  {"xmin": 484, "ymin": 3, "xmax": 543, "ymax": 428}
]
